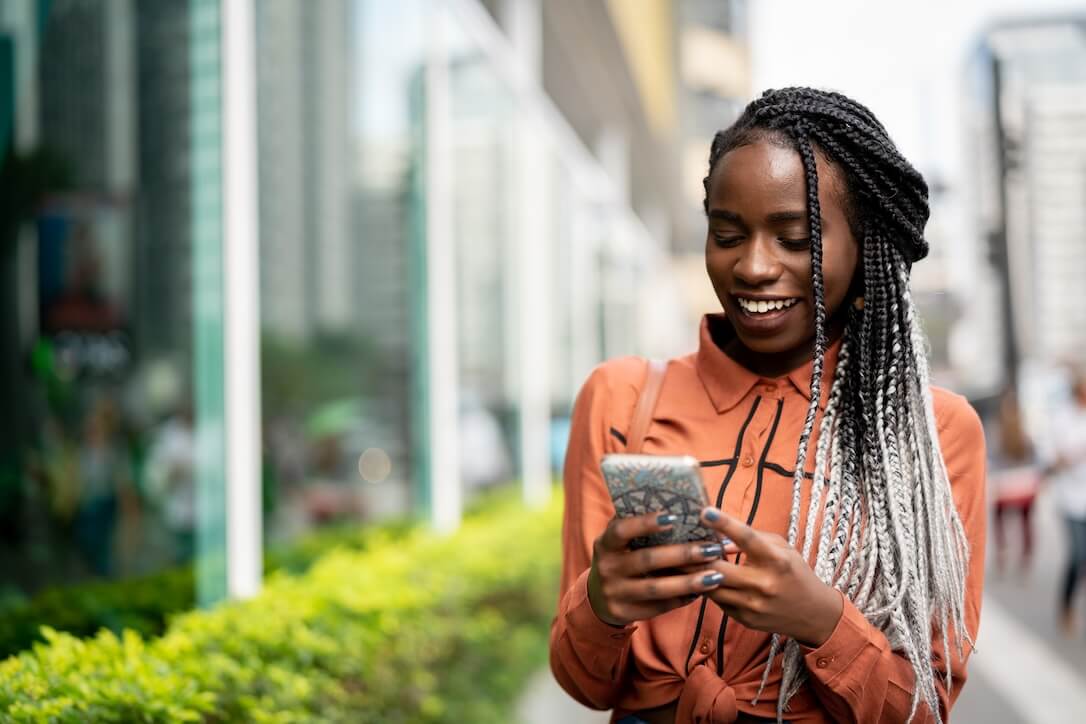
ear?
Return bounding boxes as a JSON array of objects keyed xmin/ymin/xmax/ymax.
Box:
[{"xmin": 845, "ymin": 253, "xmax": 864, "ymax": 303}]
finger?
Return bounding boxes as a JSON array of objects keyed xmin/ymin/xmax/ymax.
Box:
[
  {"xmin": 702, "ymin": 558, "xmax": 772, "ymax": 593},
  {"xmin": 608, "ymin": 568, "xmax": 725, "ymax": 603},
  {"xmin": 619, "ymin": 595, "xmax": 703, "ymax": 622},
  {"xmin": 719, "ymin": 537, "xmax": 739, "ymax": 556},
  {"xmin": 619, "ymin": 540, "xmax": 726, "ymax": 577},
  {"xmin": 701, "ymin": 507, "xmax": 774, "ymax": 558},
  {"xmin": 599, "ymin": 511, "xmax": 677, "ymax": 553},
  {"xmin": 704, "ymin": 586, "xmax": 758, "ymax": 626}
]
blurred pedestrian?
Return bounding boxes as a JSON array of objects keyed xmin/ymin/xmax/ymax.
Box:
[
  {"xmin": 1044, "ymin": 371, "xmax": 1086, "ymax": 636},
  {"xmin": 73, "ymin": 397, "xmax": 129, "ymax": 576},
  {"xmin": 988, "ymin": 388, "xmax": 1041, "ymax": 576},
  {"xmin": 552, "ymin": 88, "xmax": 984, "ymax": 723},
  {"xmin": 144, "ymin": 404, "xmax": 196, "ymax": 563}
]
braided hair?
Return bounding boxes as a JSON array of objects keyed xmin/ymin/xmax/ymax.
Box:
[{"xmin": 703, "ymin": 88, "xmax": 970, "ymax": 722}]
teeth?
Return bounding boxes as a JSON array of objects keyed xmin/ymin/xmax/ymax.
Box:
[{"xmin": 737, "ymin": 297, "xmax": 798, "ymax": 314}]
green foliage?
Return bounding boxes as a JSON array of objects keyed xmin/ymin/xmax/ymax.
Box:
[
  {"xmin": 0, "ymin": 517, "xmax": 414, "ymax": 660},
  {"xmin": 0, "ymin": 494, "xmax": 563, "ymax": 722}
]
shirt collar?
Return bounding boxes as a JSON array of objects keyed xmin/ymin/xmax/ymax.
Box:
[{"xmin": 694, "ymin": 313, "xmax": 842, "ymax": 414}]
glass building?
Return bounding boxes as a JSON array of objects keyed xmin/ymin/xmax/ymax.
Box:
[{"xmin": 0, "ymin": 0, "xmax": 695, "ymax": 642}]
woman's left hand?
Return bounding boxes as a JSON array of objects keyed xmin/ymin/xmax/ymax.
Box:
[{"xmin": 700, "ymin": 507, "xmax": 843, "ymax": 648}]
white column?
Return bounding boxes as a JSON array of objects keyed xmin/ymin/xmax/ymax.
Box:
[
  {"xmin": 221, "ymin": 0, "xmax": 263, "ymax": 598},
  {"xmin": 425, "ymin": 3, "xmax": 462, "ymax": 533},
  {"xmin": 515, "ymin": 118, "xmax": 551, "ymax": 507},
  {"xmin": 500, "ymin": 0, "xmax": 550, "ymax": 506}
]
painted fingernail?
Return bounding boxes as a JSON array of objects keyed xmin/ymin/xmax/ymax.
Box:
[
  {"xmin": 719, "ymin": 537, "xmax": 733, "ymax": 547},
  {"xmin": 702, "ymin": 572, "xmax": 724, "ymax": 587},
  {"xmin": 700, "ymin": 543, "xmax": 723, "ymax": 558},
  {"xmin": 704, "ymin": 508, "xmax": 721, "ymax": 522},
  {"xmin": 657, "ymin": 513, "xmax": 677, "ymax": 526}
]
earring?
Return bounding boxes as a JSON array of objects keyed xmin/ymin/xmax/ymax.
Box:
[{"xmin": 853, "ymin": 296, "xmax": 865, "ymax": 310}]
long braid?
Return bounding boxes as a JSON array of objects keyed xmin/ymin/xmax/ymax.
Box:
[
  {"xmin": 704, "ymin": 88, "xmax": 970, "ymax": 723},
  {"xmin": 752, "ymin": 126, "xmax": 829, "ymax": 708}
]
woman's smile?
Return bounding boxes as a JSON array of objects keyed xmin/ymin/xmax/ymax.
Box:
[{"xmin": 731, "ymin": 294, "xmax": 803, "ymax": 336}]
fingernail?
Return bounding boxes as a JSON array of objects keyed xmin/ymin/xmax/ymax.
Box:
[
  {"xmin": 657, "ymin": 513, "xmax": 677, "ymax": 526},
  {"xmin": 704, "ymin": 508, "xmax": 721, "ymax": 522},
  {"xmin": 702, "ymin": 572, "xmax": 724, "ymax": 587},
  {"xmin": 719, "ymin": 537, "xmax": 733, "ymax": 547},
  {"xmin": 700, "ymin": 543, "xmax": 722, "ymax": 558}
]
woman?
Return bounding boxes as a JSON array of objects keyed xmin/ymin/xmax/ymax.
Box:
[
  {"xmin": 550, "ymin": 88, "xmax": 986, "ymax": 724},
  {"xmin": 988, "ymin": 389, "xmax": 1040, "ymax": 576}
]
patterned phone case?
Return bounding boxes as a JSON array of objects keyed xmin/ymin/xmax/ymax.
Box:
[{"xmin": 601, "ymin": 454, "xmax": 716, "ymax": 549}]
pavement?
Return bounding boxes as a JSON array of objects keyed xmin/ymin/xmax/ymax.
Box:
[{"xmin": 518, "ymin": 491, "xmax": 1086, "ymax": 723}]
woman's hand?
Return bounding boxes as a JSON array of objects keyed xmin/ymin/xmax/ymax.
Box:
[
  {"xmin": 699, "ymin": 507, "xmax": 843, "ymax": 647},
  {"xmin": 587, "ymin": 512, "xmax": 728, "ymax": 627}
]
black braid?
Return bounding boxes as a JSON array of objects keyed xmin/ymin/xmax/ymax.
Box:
[{"xmin": 703, "ymin": 88, "xmax": 969, "ymax": 723}]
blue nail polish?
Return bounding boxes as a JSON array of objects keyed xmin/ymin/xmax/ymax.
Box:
[
  {"xmin": 719, "ymin": 537, "xmax": 733, "ymax": 547},
  {"xmin": 700, "ymin": 543, "xmax": 722, "ymax": 557},
  {"xmin": 657, "ymin": 513, "xmax": 677, "ymax": 526},
  {"xmin": 704, "ymin": 508, "xmax": 721, "ymax": 522},
  {"xmin": 702, "ymin": 572, "xmax": 724, "ymax": 587}
]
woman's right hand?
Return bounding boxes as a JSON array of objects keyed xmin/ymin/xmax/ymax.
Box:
[{"xmin": 587, "ymin": 511, "xmax": 727, "ymax": 626}]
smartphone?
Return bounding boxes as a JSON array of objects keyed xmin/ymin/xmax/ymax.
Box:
[{"xmin": 601, "ymin": 454, "xmax": 716, "ymax": 549}]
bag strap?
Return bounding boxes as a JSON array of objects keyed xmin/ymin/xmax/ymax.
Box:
[{"xmin": 626, "ymin": 359, "xmax": 667, "ymax": 454}]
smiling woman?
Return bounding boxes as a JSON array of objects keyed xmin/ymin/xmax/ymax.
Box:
[{"xmin": 550, "ymin": 88, "xmax": 986, "ymax": 724}]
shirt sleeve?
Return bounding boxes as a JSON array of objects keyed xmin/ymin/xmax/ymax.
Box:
[
  {"xmin": 801, "ymin": 391, "xmax": 987, "ymax": 723},
  {"xmin": 549, "ymin": 359, "xmax": 642, "ymax": 710}
]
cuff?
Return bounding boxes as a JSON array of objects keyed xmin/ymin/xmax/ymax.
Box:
[
  {"xmin": 564, "ymin": 568, "xmax": 637, "ymax": 653},
  {"xmin": 801, "ymin": 592, "xmax": 877, "ymax": 686}
]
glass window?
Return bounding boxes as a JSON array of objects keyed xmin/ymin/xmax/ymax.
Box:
[
  {"xmin": 0, "ymin": 0, "xmax": 225, "ymax": 648},
  {"xmin": 255, "ymin": 0, "xmax": 424, "ymax": 545}
]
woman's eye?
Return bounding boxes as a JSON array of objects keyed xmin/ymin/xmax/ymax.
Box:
[
  {"xmin": 779, "ymin": 238, "xmax": 810, "ymax": 250},
  {"xmin": 713, "ymin": 235, "xmax": 743, "ymax": 247}
]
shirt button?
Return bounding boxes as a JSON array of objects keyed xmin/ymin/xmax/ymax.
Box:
[
  {"xmin": 816, "ymin": 656, "xmax": 832, "ymax": 668},
  {"xmin": 742, "ymin": 456, "xmax": 755, "ymax": 467}
]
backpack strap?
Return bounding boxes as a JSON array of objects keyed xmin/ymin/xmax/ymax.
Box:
[{"xmin": 626, "ymin": 359, "xmax": 668, "ymax": 454}]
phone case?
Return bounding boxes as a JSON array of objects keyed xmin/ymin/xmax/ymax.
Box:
[{"xmin": 601, "ymin": 454, "xmax": 716, "ymax": 549}]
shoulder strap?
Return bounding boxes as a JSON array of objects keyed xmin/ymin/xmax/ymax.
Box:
[{"xmin": 626, "ymin": 359, "xmax": 667, "ymax": 454}]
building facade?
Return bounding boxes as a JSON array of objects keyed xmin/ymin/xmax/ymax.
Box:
[{"xmin": 0, "ymin": 0, "xmax": 709, "ymax": 626}]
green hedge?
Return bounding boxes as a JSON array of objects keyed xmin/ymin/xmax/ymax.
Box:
[
  {"xmin": 0, "ymin": 494, "xmax": 563, "ymax": 722},
  {"xmin": 0, "ymin": 518, "xmax": 415, "ymax": 660}
]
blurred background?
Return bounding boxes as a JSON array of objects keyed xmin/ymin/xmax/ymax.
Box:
[{"xmin": 1, "ymin": 0, "xmax": 1085, "ymax": 721}]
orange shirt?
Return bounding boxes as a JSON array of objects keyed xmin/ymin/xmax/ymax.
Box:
[{"xmin": 550, "ymin": 314, "xmax": 987, "ymax": 723}]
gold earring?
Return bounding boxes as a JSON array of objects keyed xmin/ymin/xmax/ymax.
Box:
[{"xmin": 853, "ymin": 296, "xmax": 866, "ymax": 310}]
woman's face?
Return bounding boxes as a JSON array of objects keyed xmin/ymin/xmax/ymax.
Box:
[{"xmin": 704, "ymin": 139, "xmax": 860, "ymax": 374}]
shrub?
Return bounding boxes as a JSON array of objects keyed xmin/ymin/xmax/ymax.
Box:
[
  {"xmin": 0, "ymin": 517, "xmax": 415, "ymax": 660},
  {"xmin": 0, "ymin": 493, "xmax": 562, "ymax": 722}
]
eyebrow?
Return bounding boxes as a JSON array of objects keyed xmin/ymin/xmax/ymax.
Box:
[{"xmin": 707, "ymin": 209, "xmax": 810, "ymax": 224}]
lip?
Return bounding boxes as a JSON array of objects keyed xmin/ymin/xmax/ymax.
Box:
[{"xmin": 729, "ymin": 294, "xmax": 802, "ymax": 335}]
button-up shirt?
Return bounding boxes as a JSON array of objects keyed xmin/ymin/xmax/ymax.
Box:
[{"xmin": 550, "ymin": 314, "xmax": 987, "ymax": 723}]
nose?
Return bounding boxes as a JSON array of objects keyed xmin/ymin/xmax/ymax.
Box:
[{"xmin": 732, "ymin": 236, "xmax": 783, "ymax": 287}]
